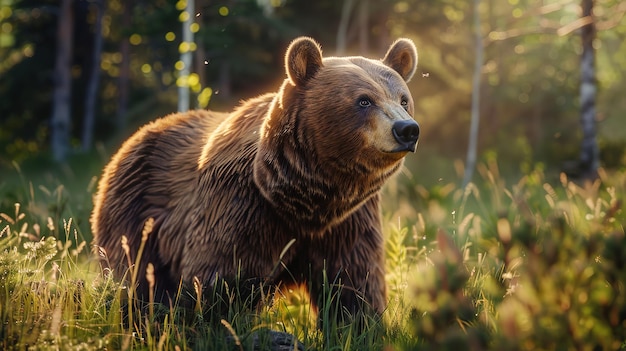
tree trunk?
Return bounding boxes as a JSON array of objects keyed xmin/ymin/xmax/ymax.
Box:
[
  {"xmin": 194, "ymin": 0, "xmax": 207, "ymax": 108},
  {"xmin": 218, "ymin": 61, "xmax": 231, "ymax": 100},
  {"xmin": 50, "ymin": 0, "xmax": 73, "ymax": 162},
  {"xmin": 358, "ymin": 0, "xmax": 369, "ymax": 54},
  {"xmin": 463, "ymin": 0, "xmax": 483, "ymax": 187},
  {"xmin": 336, "ymin": 0, "xmax": 355, "ymax": 55},
  {"xmin": 178, "ymin": 0, "xmax": 194, "ymax": 112},
  {"xmin": 82, "ymin": 0, "xmax": 104, "ymax": 152},
  {"xmin": 116, "ymin": 0, "xmax": 131, "ymax": 131},
  {"xmin": 578, "ymin": 0, "xmax": 599, "ymax": 178}
]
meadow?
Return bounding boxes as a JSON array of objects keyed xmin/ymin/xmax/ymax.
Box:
[{"xmin": 0, "ymin": 157, "xmax": 625, "ymax": 350}]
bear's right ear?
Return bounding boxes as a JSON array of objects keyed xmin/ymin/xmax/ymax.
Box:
[{"xmin": 285, "ymin": 37, "xmax": 323, "ymax": 86}]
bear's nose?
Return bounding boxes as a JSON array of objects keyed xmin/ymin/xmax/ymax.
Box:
[{"xmin": 392, "ymin": 120, "xmax": 420, "ymax": 152}]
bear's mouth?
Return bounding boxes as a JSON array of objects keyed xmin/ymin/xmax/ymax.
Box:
[{"xmin": 388, "ymin": 140, "xmax": 418, "ymax": 153}]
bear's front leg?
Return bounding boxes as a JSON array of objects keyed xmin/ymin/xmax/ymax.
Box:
[{"xmin": 307, "ymin": 200, "xmax": 387, "ymax": 325}]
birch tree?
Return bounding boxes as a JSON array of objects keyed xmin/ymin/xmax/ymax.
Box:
[
  {"xmin": 463, "ymin": 0, "xmax": 483, "ymax": 187},
  {"xmin": 336, "ymin": 0, "xmax": 355, "ymax": 55},
  {"xmin": 50, "ymin": 0, "xmax": 73, "ymax": 162},
  {"xmin": 178, "ymin": 0, "xmax": 194, "ymax": 112},
  {"xmin": 578, "ymin": 0, "xmax": 599, "ymax": 178}
]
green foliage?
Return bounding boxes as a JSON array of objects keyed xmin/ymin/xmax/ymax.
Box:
[
  {"xmin": 2, "ymin": 165, "xmax": 626, "ymax": 350},
  {"xmin": 0, "ymin": 203, "xmax": 109, "ymax": 350},
  {"xmin": 481, "ymin": 171, "xmax": 626, "ymax": 350},
  {"xmin": 385, "ymin": 163, "xmax": 626, "ymax": 350}
]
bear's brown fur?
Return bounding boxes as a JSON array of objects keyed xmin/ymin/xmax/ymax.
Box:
[{"xmin": 91, "ymin": 37, "xmax": 419, "ymax": 317}]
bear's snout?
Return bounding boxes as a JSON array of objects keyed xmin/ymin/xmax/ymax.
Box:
[{"xmin": 391, "ymin": 120, "xmax": 420, "ymax": 152}]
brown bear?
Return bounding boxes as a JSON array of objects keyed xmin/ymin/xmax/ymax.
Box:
[{"xmin": 91, "ymin": 36, "xmax": 419, "ymax": 320}]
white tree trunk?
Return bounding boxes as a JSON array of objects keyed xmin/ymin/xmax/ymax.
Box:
[
  {"xmin": 463, "ymin": 0, "xmax": 483, "ymax": 187},
  {"xmin": 193, "ymin": 0, "xmax": 207, "ymax": 108},
  {"xmin": 50, "ymin": 0, "xmax": 73, "ymax": 162},
  {"xmin": 579, "ymin": 0, "xmax": 599, "ymax": 178},
  {"xmin": 178, "ymin": 0, "xmax": 194, "ymax": 112},
  {"xmin": 336, "ymin": 0, "xmax": 355, "ymax": 55}
]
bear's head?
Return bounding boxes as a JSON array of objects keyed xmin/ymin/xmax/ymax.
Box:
[{"xmin": 254, "ymin": 37, "xmax": 419, "ymax": 232}]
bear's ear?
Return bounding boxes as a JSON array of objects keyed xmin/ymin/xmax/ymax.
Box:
[
  {"xmin": 382, "ymin": 38, "xmax": 418, "ymax": 82},
  {"xmin": 285, "ymin": 37, "xmax": 323, "ymax": 86}
]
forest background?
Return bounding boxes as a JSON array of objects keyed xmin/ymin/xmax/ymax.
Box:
[
  {"xmin": 2, "ymin": 0, "xmax": 626, "ymax": 177},
  {"xmin": 1, "ymin": 0, "xmax": 625, "ymax": 248}
]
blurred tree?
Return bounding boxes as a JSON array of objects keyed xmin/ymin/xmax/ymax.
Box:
[
  {"xmin": 463, "ymin": 0, "xmax": 483, "ymax": 188},
  {"xmin": 196, "ymin": 0, "xmax": 298, "ymax": 102},
  {"xmin": 577, "ymin": 0, "xmax": 599, "ymax": 179},
  {"xmin": 50, "ymin": 0, "xmax": 73, "ymax": 161},
  {"xmin": 358, "ymin": 0, "xmax": 369, "ymax": 54},
  {"xmin": 177, "ymin": 0, "xmax": 194, "ymax": 112},
  {"xmin": 115, "ymin": 0, "xmax": 132, "ymax": 130},
  {"xmin": 471, "ymin": 0, "xmax": 583, "ymax": 171},
  {"xmin": 386, "ymin": 0, "xmax": 476, "ymax": 156},
  {"xmin": 82, "ymin": 0, "xmax": 105, "ymax": 152},
  {"xmin": 1, "ymin": 1, "xmax": 57, "ymax": 165},
  {"xmin": 336, "ymin": 0, "xmax": 355, "ymax": 55},
  {"xmin": 193, "ymin": 0, "xmax": 208, "ymax": 106},
  {"xmin": 98, "ymin": 0, "xmax": 182, "ymax": 132},
  {"xmin": 336, "ymin": 0, "xmax": 371, "ymax": 55}
]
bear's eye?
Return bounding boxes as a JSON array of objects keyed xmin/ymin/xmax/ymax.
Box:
[
  {"xmin": 400, "ymin": 99, "xmax": 409, "ymax": 109},
  {"xmin": 358, "ymin": 98, "xmax": 372, "ymax": 108}
]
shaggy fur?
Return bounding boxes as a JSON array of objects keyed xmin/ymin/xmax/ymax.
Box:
[{"xmin": 91, "ymin": 37, "xmax": 419, "ymax": 316}]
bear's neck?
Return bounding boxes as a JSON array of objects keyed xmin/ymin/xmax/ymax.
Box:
[
  {"xmin": 253, "ymin": 102, "xmax": 388, "ymax": 235},
  {"xmin": 254, "ymin": 157, "xmax": 377, "ymax": 234}
]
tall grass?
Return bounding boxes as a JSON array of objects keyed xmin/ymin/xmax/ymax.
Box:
[
  {"xmin": 384, "ymin": 162, "xmax": 626, "ymax": 350},
  {"xmin": 1, "ymin": 162, "xmax": 625, "ymax": 350}
]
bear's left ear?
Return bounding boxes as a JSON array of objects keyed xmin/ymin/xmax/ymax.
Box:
[
  {"xmin": 382, "ymin": 38, "xmax": 418, "ymax": 82},
  {"xmin": 285, "ymin": 37, "xmax": 323, "ymax": 86}
]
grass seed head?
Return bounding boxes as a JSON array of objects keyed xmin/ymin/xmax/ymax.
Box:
[
  {"xmin": 121, "ymin": 235, "xmax": 130, "ymax": 257},
  {"xmin": 141, "ymin": 217, "xmax": 154, "ymax": 242}
]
